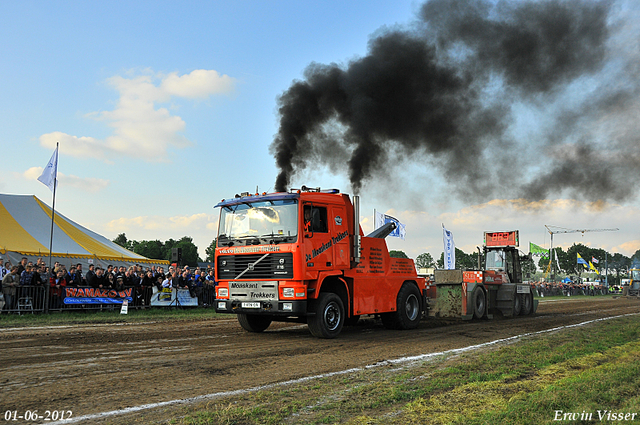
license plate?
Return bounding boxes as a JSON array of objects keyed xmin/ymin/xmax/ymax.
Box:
[{"xmin": 241, "ymin": 302, "xmax": 261, "ymax": 308}]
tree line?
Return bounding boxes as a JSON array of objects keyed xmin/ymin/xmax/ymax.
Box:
[{"xmin": 112, "ymin": 233, "xmax": 217, "ymax": 266}]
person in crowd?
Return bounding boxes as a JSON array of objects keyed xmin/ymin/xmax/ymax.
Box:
[
  {"xmin": 85, "ymin": 264, "xmax": 96, "ymax": 288},
  {"xmin": 49, "ymin": 269, "xmax": 67, "ymax": 309},
  {"xmin": 161, "ymin": 273, "xmax": 173, "ymax": 288},
  {"xmin": 67, "ymin": 266, "xmax": 83, "ymax": 287},
  {"xmin": 115, "ymin": 266, "xmax": 126, "ymax": 282},
  {"xmin": 92, "ymin": 267, "xmax": 108, "ymax": 289},
  {"xmin": 74, "ymin": 263, "xmax": 84, "ymax": 285},
  {"xmin": 17, "ymin": 257, "xmax": 28, "ymax": 276},
  {"xmin": 176, "ymin": 270, "xmax": 192, "ymax": 295},
  {"xmin": 140, "ymin": 270, "xmax": 155, "ymax": 306},
  {"xmin": 20, "ymin": 265, "xmax": 36, "ymax": 286},
  {"xmin": 0, "ymin": 258, "xmax": 8, "ymax": 279},
  {"xmin": 106, "ymin": 272, "xmax": 116, "ymax": 289},
  {"xmin": 2, "ymin": 266, "xmax": 20, "ymax": 312},
  {"xmin": 104, "ymin": 265, "xmax": 115, "ymax": 282},
  {"xmin": 114, "ymin": 277, "xmax": 125, "ymax": 292}
]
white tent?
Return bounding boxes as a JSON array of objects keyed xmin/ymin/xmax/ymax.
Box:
[{"xmin": 0, "ymin": 193, "xmax": 168, "ymax": 270}]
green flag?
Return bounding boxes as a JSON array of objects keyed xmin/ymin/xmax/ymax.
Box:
[{"xmin": 529, "ymin": 242, "xmax": 549, "ymax": 257}]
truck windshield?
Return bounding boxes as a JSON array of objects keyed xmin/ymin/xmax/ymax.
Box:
[
  {"xmin": 632, "ymin": 269, "xmax": 640, "ymax": 281},
  {"xmin": 485, "ymin": 250, "xmax": 505, "ymax": 270},
  {"xmin": 218, "ymin": 199, "xmax": 298, "ymax": 245}
]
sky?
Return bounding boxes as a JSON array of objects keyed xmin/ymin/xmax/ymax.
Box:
[{"xmin": 1, "ymin": 0, "xmax": 639, "ymax": 265}]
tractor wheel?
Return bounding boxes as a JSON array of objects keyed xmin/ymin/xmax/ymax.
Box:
[
  {"xmin": 382, "ymin": 283, "xmax": 421, "ymax": 330},
  {"xmin": 307, "ymin": 293, "xmax": 344, "ymax": 339},
  {"xmin": 521, "ymin": 292, "xmax": 533, "ymax": 315},
  {"xmin": 512, "ymin": 292, "xmax": 522, "ymax": 316},
  {"xmin": 237, "ymin": 314, "xmax": 273, "ymax": 333},
  {"xmin": 471, "ymin": 287, "xmax": 486, "ymax": 319}
]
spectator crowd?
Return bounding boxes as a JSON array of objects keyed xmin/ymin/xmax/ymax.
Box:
[{"xmin": 1, "ymin": 256, "xmax": 217, "ymax": 312}]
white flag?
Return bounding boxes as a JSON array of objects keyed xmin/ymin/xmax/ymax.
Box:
[
  {"xmin": 374, "ymin": 210, "xmax": 405, "ymax": 240},
  {"xmin": 442, "ymin": 224, "xmax": 455, "ymax": 270},
  {"xmin": 38, "ymin": 146, "xmax": 58, "ymax": 193}
]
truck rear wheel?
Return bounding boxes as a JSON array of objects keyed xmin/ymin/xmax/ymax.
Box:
[
  {"xmin": 237, "ymin": 314, "xmax": 273, "ymax": 333},
  {"xmin": 521, "ymin": 292, "xmax": 533, "ymax": 315},
  {"xmin": 381, "ymin": 283, "xmax": 421, "ymax": 330},
  {"xmin": 471, "ymin": 287, "xmax": 486, "ymax": 319},
  {"xmin": 308, "ymin": 293, "xmax": 344, "ymax": 338}
]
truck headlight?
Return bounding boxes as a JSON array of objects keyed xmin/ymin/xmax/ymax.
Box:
[
  {"xmin": 283, "ymin": 303, "xmax": 293, "ymax": 311},
  {"xmin": 217, "ymin": 301, "xmax": 227, "ymax": 310},
  {"xmin": 283, "ymin": 287, "xmax": 294, "ymax": 298},
  {"xmin": 218, "ymin": 288, "xmax": 229, "ymax": 298}
]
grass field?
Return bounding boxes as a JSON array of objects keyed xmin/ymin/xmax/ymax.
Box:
[{"xmin": 173, "ymin": 313, "xmax": 640, "ymax": 425}]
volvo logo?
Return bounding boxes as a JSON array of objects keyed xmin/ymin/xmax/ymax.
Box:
[{"xmin": 248, "ymin": 263, "xmax": 255, "ymax": 271}]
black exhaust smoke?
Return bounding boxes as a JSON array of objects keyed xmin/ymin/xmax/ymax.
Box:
[{"xmin": 271, "ymin": 0, "xmax": 638, "ymax": 202}]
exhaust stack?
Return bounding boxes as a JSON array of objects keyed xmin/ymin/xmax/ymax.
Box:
[{"xmin": 352, "ymin": 195, "xmax": 361, "ymax": 267}]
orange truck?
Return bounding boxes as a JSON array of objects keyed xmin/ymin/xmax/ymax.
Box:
[{"xmin": 214, "ymin": 187, "xmax": 536, "ymax": 338}]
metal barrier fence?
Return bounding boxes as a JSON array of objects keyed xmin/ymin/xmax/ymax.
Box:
[
  {"xmin": 1, "ymin": 285, "xmax": 217, "ymax": 314},
  {"xmin": 535, "ymin": 285, "xmax": 609, "ymax": 297}
]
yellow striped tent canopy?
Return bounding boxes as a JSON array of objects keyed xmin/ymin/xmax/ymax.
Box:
[{"xmin": 0, "ymin": 193, "xmax": 168, "ymax": 269}]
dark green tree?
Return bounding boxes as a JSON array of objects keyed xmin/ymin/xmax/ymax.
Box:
[
  {"xmin": 172, "ymin": 236, "xmax": 202, "ymax": 266},
  {"xmin": 130, "ymin": 240, "xmax": 165, "ymax": 260},
  {"xmin": 389, "ymin": 250, "xmax": 408, "ymax": 259},
  {"xmin": 205, "ymin": 239, "xmax": 217, "ymax": 263},
  {"xmin": 112, "ymin": 233, "xmax": 132, "ymax": 250},
  {"xmin": 415, "ymin": 252, "xmax": 435, "ymax": 269}
]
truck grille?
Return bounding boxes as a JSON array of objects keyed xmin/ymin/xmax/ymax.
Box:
[{"xmin": 217, "ymin": 253, "xmax": 294, "ymax": 280}]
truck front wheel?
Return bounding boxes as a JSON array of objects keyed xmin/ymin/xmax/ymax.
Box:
[
  {"xmin": 238, "ymin": 314, "xmax": 273, "ymax": 333},
  {"xmin": 308, "ymin": 293, "xmax": 345, "ymax": 338}
]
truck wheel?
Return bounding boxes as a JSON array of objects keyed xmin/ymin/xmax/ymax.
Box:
[
  {"xmin": 512, "ymin": 292, "xmax": 522, "ymax": 316},
  {"xmin": 237, "ymin": 314, "xmax": 273, "ymax": 333},
  {"xmin": 382, "ymin": 284, "xmax": 421, "ymax": 330},
  {"xmin": 308, "ymin": 293, "xmax": 344, "ymax": 338},
  {"xmin": 521, "ymin": 292, "xmax": 533, "ymax": 315},
  {"xmin": 471, "ymin": 287, "xmax": 486, "ymax": 319}
]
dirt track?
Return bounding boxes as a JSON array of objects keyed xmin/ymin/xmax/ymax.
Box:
[{"xmin": 1, "ymin": 296, "xmax": 639, "ymax": 424}]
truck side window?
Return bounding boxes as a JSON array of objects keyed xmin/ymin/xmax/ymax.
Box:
[{"xmin": 303, "ymin": 206, "xmax": 327, "ymax": 233}]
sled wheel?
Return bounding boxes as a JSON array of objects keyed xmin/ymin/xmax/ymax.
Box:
[
  {"xmin": 521, "ymin": 292, "xmax": 533, "ymax": 315},
  {"xmin": 512, "ymin": 292, "xmax": 522, "ymax": 316},
  {"xmin": 472, "ymin": 287, "xmax": 486, "ymax": 319}
]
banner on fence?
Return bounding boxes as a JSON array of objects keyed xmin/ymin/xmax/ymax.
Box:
[
  {"xmin": 63, "ymin": 287, "xmax": 133, "ymax": 305},
  {"xmin": 150, "ymin": 287, "xmax": 198, "ymax": 307}
]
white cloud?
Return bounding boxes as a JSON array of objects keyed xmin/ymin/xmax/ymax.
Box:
[
  {"xmin": 102, "ymin": 212, "xmax": 220, "ymax": 258},
  {"xmin": 40, "ymin": 69, "xmax": 236, "ymax": 162},
  {"xmin": 24, "ymin": 167, "xmax": 109, "ymax": 193}
]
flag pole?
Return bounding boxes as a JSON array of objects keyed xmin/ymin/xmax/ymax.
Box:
[{"xmin": 44, "ymin": 142, "xmax": 59, "ymax": 313}]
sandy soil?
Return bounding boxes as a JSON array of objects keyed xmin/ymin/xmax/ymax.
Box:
[{"xmin": 1, "ymin": 296, "xmax": 639, "ymax": 424}]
